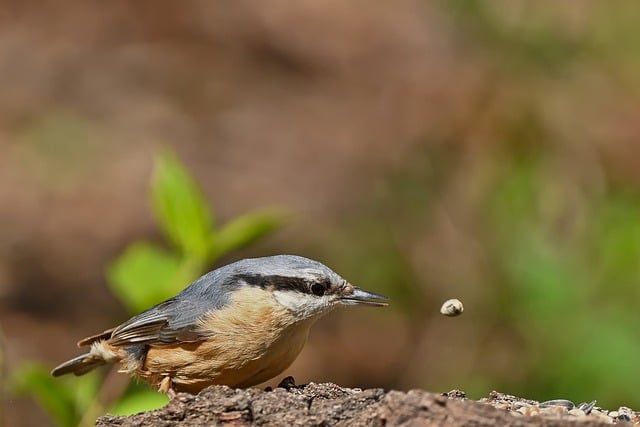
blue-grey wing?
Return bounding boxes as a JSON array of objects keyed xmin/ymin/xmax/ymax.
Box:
[{"xmin": 108, "ymin": 298, "xmax": 214, "ymax": 347}]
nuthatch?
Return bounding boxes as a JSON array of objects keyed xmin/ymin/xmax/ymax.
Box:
[{"xmin": 52, "ymin": 255, "xmax": 388, "ymax": 395}]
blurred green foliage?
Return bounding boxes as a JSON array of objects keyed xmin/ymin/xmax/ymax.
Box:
[
  {"xmin": 445, "ymin": 1, "xmax": 586, "ymax": 70},
  {"xmin": 109, "ymin": 150, "xmax": 286, "ymax": 313},
  {"xmin": 12, "ymin": 364, "xmax": 100, "ymax": 427},
  {"xmin": 325, "ymin": 138, "xmax": 640, "ymax": 407},
  {"xmin": 486, "ymin": 155, "xmax": 640, "ymax": 405},
  {"xmin": 11, "ymin": 150, "xmax": 286, "ymax": 426}
]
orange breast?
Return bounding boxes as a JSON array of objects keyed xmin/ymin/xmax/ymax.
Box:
[{"xmin": 130, "ymin": 286, "xmax": 316, "ymax": 393}]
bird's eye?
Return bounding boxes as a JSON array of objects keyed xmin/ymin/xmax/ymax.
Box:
[{"xmin": 310, "ymin": 283, "xmax": 325, "ymax": 296}]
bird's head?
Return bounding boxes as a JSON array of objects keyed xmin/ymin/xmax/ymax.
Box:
[{"xmin": 231, "ymin": 255, "xmax": 388, "ymax": 321}]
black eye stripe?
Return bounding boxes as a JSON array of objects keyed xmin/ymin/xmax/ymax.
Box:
[{"xmin": 234, "ymin": 274, "xmax": 331, "ymax": 295}]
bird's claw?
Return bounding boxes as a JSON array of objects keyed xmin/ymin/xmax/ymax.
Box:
[{"xmin": 277, "ymin": 375, "xmax": 296, "ymax": 390}]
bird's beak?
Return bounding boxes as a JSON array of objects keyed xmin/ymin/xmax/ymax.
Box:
[{"xmin": 340, "ymin": 286, "xmax": 389, "ymax": 307}]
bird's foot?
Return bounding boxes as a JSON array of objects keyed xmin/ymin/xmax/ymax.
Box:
[
  {"xmin": 167, "ymin": 388, "xmax": 177, "ymax": 400},
  {"xmin": 276, "ymin": 375, "xmax": 296, "ymax": 390},
  {"xmin": 159, "ymin": 376, "xmax": 177, "ymax": 399}
]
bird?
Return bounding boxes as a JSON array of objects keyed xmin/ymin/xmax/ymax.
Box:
[{"xmin": 51, "ymin": 255, "xmax": 388, "ymax": 396}]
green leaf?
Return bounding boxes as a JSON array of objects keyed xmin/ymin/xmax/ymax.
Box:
[
  {"xmin": 212, "ymin": 208, "xmax": 288, "ymax": 259},
  {"xmin": 151, "ymin": 150, "xmax": 214, "ymax": 260},
  {"xmin": 109, "ymin": 388, "xmax": 168, "ymax": 416},
  {"xmin": 11, "ymin": 363, "xmax": 80, "ymax": 427},
  {"xmin": 70, "ymin": 373, "xmax": 102, "ymax": 414},
  {"xmin": 107, "ymin": 242, "xmax": 193, "ymax": 313}
]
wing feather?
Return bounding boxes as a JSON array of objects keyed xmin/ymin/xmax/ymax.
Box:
[
  {"xmin": 77, "ymin": 328, "xmax": 115, "ymax": 347},
  {"xmin": 108, "ymin": 298, "xmax": 213, "ymax": 347}
]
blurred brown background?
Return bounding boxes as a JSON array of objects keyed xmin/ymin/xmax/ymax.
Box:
[{"xmin": 3, "ymin": 1, "xmax": 640, "ymax": 426}]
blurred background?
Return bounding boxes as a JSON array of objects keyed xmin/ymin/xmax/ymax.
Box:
[{"xmin": 3, "ymin": 1, "xmax": 640, "ymax": 425}]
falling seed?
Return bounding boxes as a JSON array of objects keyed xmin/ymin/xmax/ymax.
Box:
[{"xmin": 440, "ymin": 298, "xmax": 464, "ymax": 316}]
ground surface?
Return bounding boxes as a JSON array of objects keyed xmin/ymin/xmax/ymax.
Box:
[{"xmin": 97, "ymin": 383, "xmax": 636, "ymax": 426}]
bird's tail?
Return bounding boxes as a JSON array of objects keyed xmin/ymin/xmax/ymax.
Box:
[
  {"xmin": 51, "ymin": 353, "xmax": 107, "ymax": 377},
  {"xmin": 51, "ymin": 340, "xmax": 121, "ymax": 377}
]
